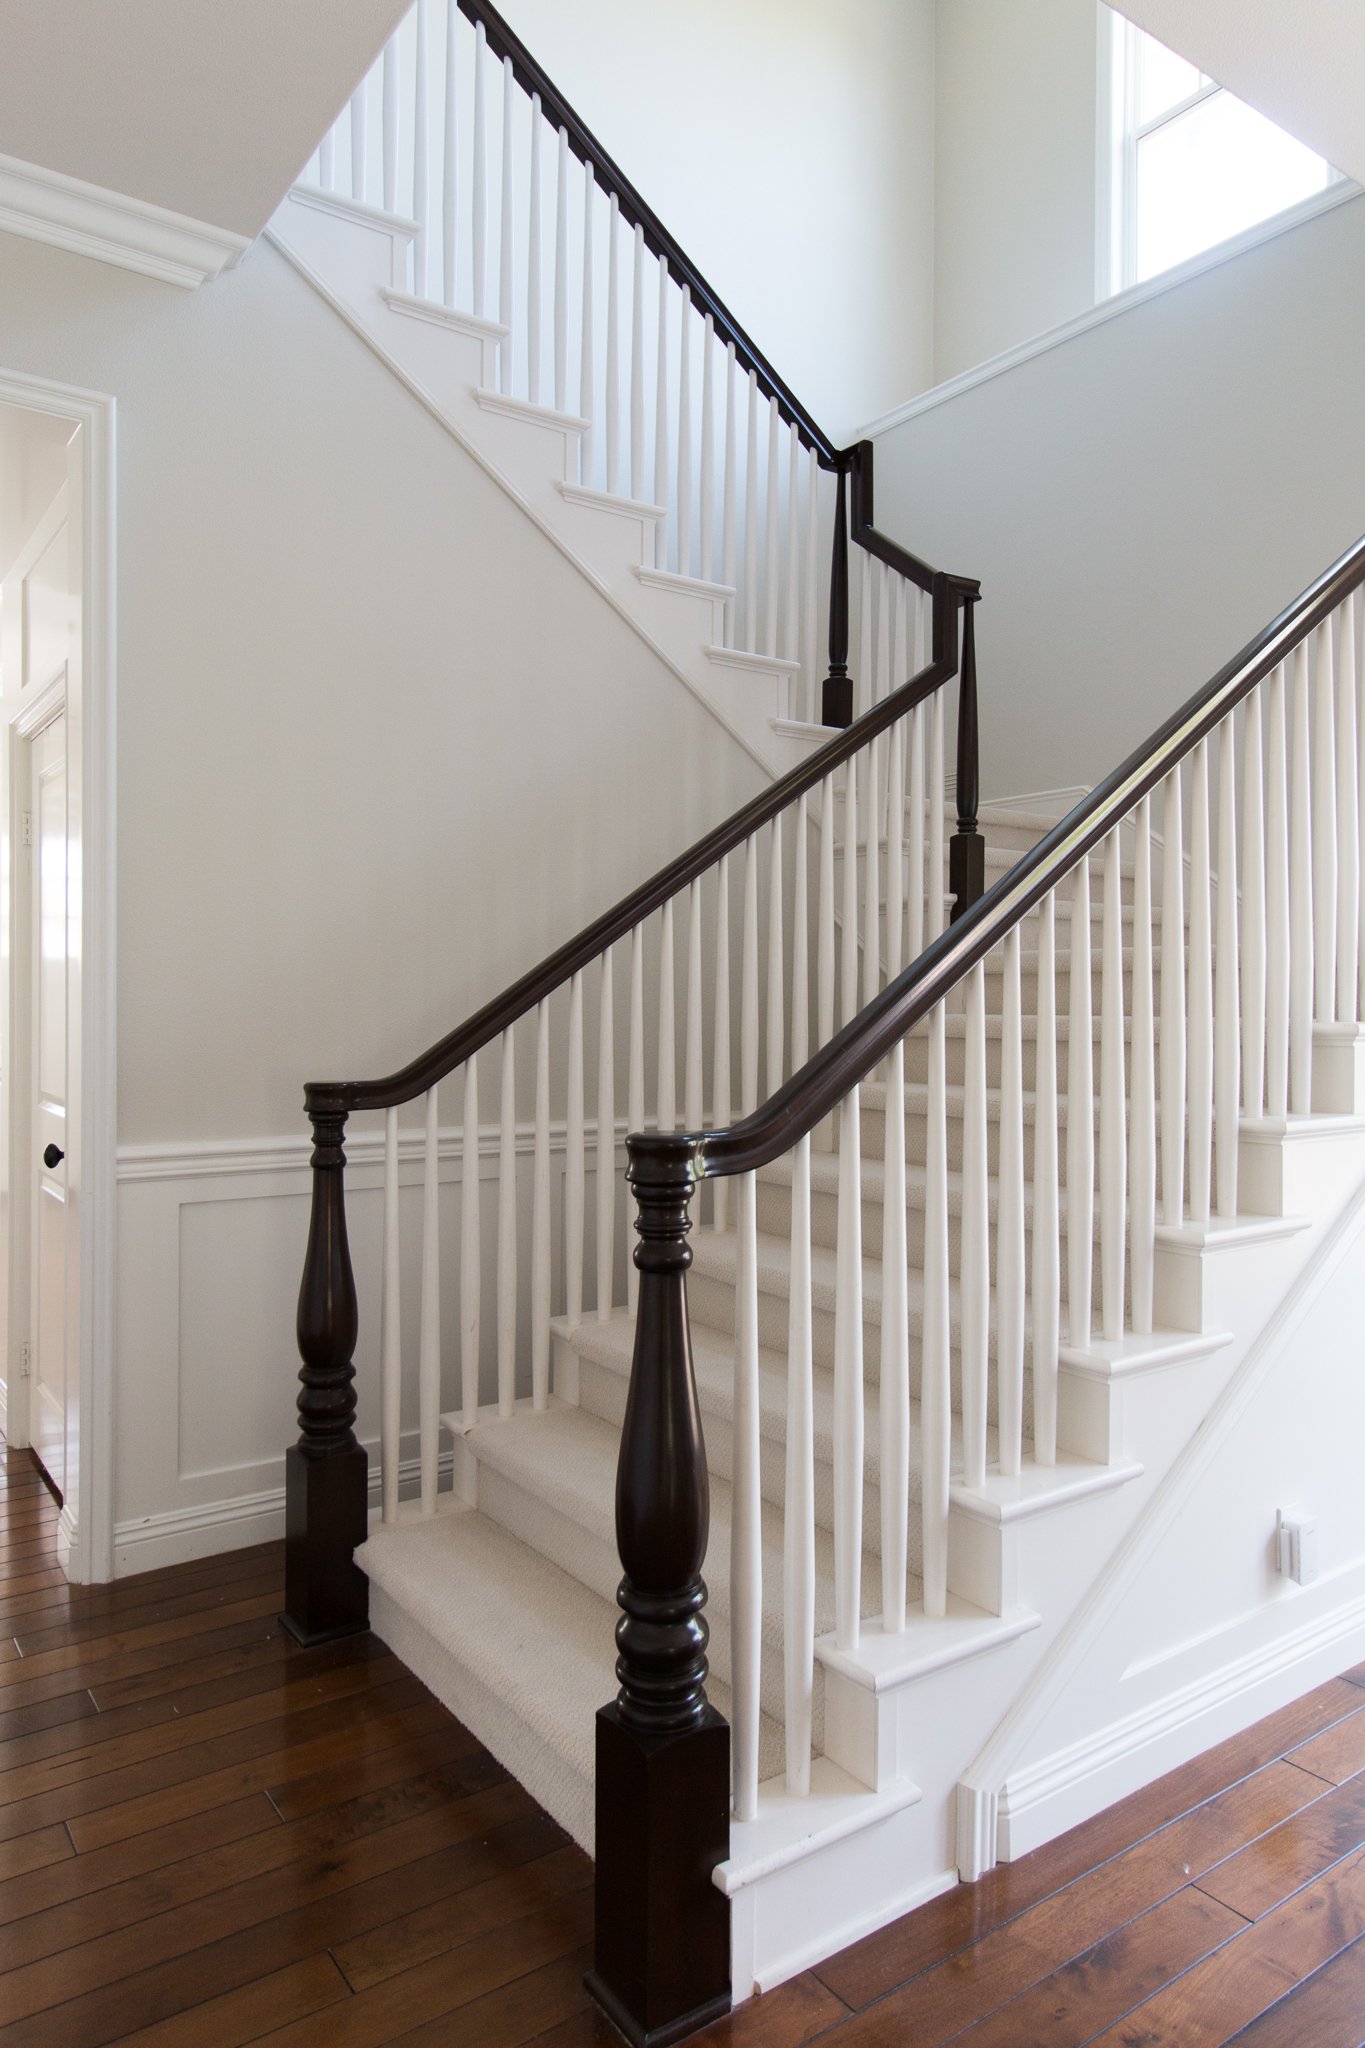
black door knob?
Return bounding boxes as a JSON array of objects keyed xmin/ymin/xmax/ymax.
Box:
[{"xmin": 42, "ymin": 1144, "xmax": 63, "ymax": 1170}]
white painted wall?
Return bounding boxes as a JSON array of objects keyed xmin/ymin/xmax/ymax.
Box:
[
  {"xmin": 869, "ymin": 190, "xmax": 1365, "ymax": 802},
  {"xmin": 1116, "ymin": 0, "xmax": 1365, "ymax": 187},
  {"xmin": 932, "ymin": 0, "xmax": 1100, "ymax": 386},
  {"xmin": 495, "ymin": 0, "xmax": 937, "ymax": 443},
  {"xmin": 0, "ymin": 403, "xmax": 70, "ymax": 581},
  {"xmin": 0, "ymin": 229, "xmax": 764, "ymax": 1560}
]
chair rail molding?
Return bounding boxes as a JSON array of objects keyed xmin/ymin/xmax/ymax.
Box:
[{"xmin": 0, "ymin": 150, "xmax": 251, "ymax": 288}]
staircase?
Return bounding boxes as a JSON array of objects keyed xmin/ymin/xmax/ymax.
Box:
[{"xmin": 278, "ymin": 6, "xmax": 1365, "ymax": 2041}]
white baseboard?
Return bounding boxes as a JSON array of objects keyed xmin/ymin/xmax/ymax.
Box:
[{"xmin": 982, "ymin": 785, "xmax": 1089, "ymax": 817}]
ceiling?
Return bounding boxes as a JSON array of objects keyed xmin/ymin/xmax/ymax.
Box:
[
  {"xmin": 0, "ymin": 0, "xmax": 410, "ymax": 236},
  {"xmin": 1115, "ymin": 0, "xmax": 1365, "ymax": 187}
]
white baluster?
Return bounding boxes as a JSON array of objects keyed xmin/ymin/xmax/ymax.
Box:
[
  {"xmin": 597, "ymin": 948, "xmax": 615, "ymax": 1319},
  {"xmin": 419, "ymin": 1084, "xmax": 440, "ymax": 1512},
  {"xmin": 767, "ymin": 815, "xmax": 784, "ymax": 1096},
  {"xmin": 1188, "ymin": 740, "xmax": 1214, "ymax": 1223},
  {"xmin": 1067, "ymin": 857, "xmax": 1094, "ymax": 1347},
  {"xmin": 1098, "ymin": 826, "xmax": 1128, "ymax": 1342},
  {"xmin": 961, "ymin": 962, "xmax": 990, "ymax": 1489},
  {"xmin": 784, "ymin": 422, "xmax": 800, "ymax": 672},
  {"xmin": 381, "ymin": 1104, "xmax": 401, "ymax": 1522},
  {"xmin": 532, "ymin": 999, "xmax": 551, "ymax": 1408},
  {"xmin": 856, "ymin": 553, "xmax": 872, "ymax": 721},
  {"xmin": 1161, "ymin": 770, "xmax": 1187, "ymax": 1221},
  {"xmin": 1130, "ymin": 797, "xmax": 1156, "ymax": 1336},
  {"xmin": 382, "ymin": 37, "xmax": 399, "ymax": 213},
  {"xmin": 566, "ymin": 972, "xmax": 585, "ymax": 1321},
  {"xmin": 1242, "ymin": 694, "xmax": 1267, "ymax": 1121},
  {"xmin": 629, "ymin": 224, "xmax": 645, "ymax": 500},
  {"xmin": 764, "ymin": 400, "xmax": 781, "ymax": 656},
  {"xmin": 497, "ymin": 1025, "xmax": 517, "ymax": 1416},
  {"xmin": 677, "ymin": 287, "xmax": 693, "ymax": 577},
  {"xmin": 1265, "ymin": 664, "xmax": 1291, "ymax": 1119},
  {"xmin": 657, "ymin": 897, "xmax": 676, "ymax": 1132},
  {"xmin": 442, "ymin": 0, "xmax": 458, "ymax": 306},
  {"xmin": 863, "ymin": 737, "xmax": 881, "ymax": 1007},
  {"xmin": 628, "ymin": 925, "xmax": 646, "ymax": 1296},
  {"xmin": 732, "ymin": 1169, "xmax": 762, "ymax": 1823},
  {"xmin": 928, "ymin": 689, "xmax": 946, "ymax": 941},
  {"xmin": 471, "ymin": 21, "xmax": 487, "ymax": 315},
  {"xmin": 318, "ymin": 124, "xmax": 335, "ymax": 195},
  {"xmin": 742, "ymin": 839, "xmax": 759, "ymax": 1115},
  {"xmin": 1337, "ymin": 602, "xmax": 1360, "ymax": 1021},
  {"xmin": 1357, "ymin": 596, "xmax": 1365, "ymax": 1020},
  {"xmin": 461, "ymin": 1055, "xmax": 481, "ymax": 1424},
  {"xmin": 881, "ymin": 1038, "xmax": 910, "ymax": 1626},
  {"xmin": 818, "ymin": 772, "xmax": 836, "ymax": 1049},
  {"xmin": 578, "ymin": 160, "xmax": 594, "ymax": 483},
  {"xmin": 652, "ymin": 263, "xmax": 669, "ymax": 568},
  {"xmin": 721, "ymin": 345, "xmax": 737, "ymax": 642},
  {"xmin": 1290, "ymin": 640, "xmax": 1314, "ymax": 1113},
  {"xmin": 998, "ymin": 930, "xmax": 1026, "ymax": 1475},
  {"xmin": 1313, "ymin": 618, "xmax": 1338, "ymax": 1022},
  {"xmin": 350, "ymin": 75, "xmax": 369, "ymax": 204},
  {"xmin": 553, "ymin": 127, "xmax": 569, "ymax": 410},
  {"xmin": 605, "ymin": 193, "xmax": 621, "ymax": 493},
  {"xmin": 526, "ymin": 98, "xmax": 542, "ymax": 403},
  {"xmin": 686, "ymin": 878, "xmax": 704, "ymax": 1135},
  {"xmin": 803, "ymin": 448, "xmax": 819, "ymax": 724},
  {"xmin": 907, "ymin": 702, "xmax": 926, "ymax": 962},
  {"xmin": 699, "ymin": 317, "xmax": 716, "ymax": 583},
  {"xmin": 886, "ymin": 714, "xmax": 906, "ymax": 982},
  {"xmin": 412, "ymin": 0, "xmax": 429, "ymax": 298},
  {"xmin": 841, "ymin": 753, "xmax": 859, "ymax": 1029},
  {"xmin": 922, "ymin": 1003, "xmax": 951, "ymax": 1610},
  {"xmin": 711, "ymin": 865, "xmax": 731, "ymax": 1231},
  {"xmin": 743, "ymin": 370, "xmax": 759, "ymax": 647},
  {"xmin": 1032, "ymin": 893, "xmax": 1060, "ymax": 1463},
  {"xmin": 792, "ymin": 793, "xmax": 810, "ymax": 1073},
  {"xmin": 498, "ymin": 58, "xmax": 515, "ymax": 396},
  {"xmin": 1215, "ymin": 719, "xmax": 1241, "ymax": 1217},
  {"xmin": 833, "ymin": 1088, "xmax": 864, "ymax": 1653},
  {"xmin": 784, "ymin": 1133, "xmax": 815, "ymax": 1791}
]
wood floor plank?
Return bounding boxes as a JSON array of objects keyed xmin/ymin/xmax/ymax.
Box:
[
  {"xmin": 0, "ymin": 1591, "xmax": 285, "ymax": 1695},
  {"xmin": 1288, "ymin": 1705, "xmax": 1365, "ymax": 1788},
  {"xmin": 1224, "ymin": 1934, "xmax": 1365, "ymax": 2047},
  {"xmin": 333, "ymin": 1838, "xmax": 589, "ymax": 1988},
  {"xmin": 690, "ymin": 1973, "xmax": 852, "ymax": 2046},
  {"xmin": 384, "ymin": 1946, "xmax": 595, "ymax": 2048},
  {"xmin": 933, "ymin": 1885, "xmax": 1245, "ymax": 2048},
  {"xmin": 88, "ymin": 1617, "xmax": 383, "ymax": 1714},
  {"xmin": 818, "ymin": 1763, "xmax": 1323, "ymax": 2044},
  {"xmin": 0, "ymin": 1823, "xmax": 73, "ymax": 1885},
  {"xmin": 264, "ymin": 1716, "xmax": 481, "ymax": 1822},
  {"xmin": 1085, "ymin": 1844, "xmax": 1365, "ymax": 2046},
  {"xmin": 108, "ymin": 1953, "xmax": 353, "ymax": 2048},
  {"xmin": 11, "ymin": 1570, "xmax": 285, "ymax": 1658},
  {"xmin": 0, "ymin": 1795, "xmax": 281, "ymax": 1931},
  {"xmin": 1197, "ymin": 1773, "xmax": 1365, "ymax": 1921},
  {"xmin": 0, "ymin": 1613, "xmax": 284, "ymax": 1716}
]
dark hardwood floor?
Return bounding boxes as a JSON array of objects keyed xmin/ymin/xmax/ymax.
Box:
[{"xmin": 1, "ymin": 1440, "xmax": 1362, "ymax": 2046}]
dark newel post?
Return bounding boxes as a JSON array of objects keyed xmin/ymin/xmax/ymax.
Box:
[
  {"xmin": 283, "ymin": 1091, "xmax": 369, "ymax": 1645},
  {"xmin": 821, "ymin": 462, "xmax": 853, "ymax": 729},
  {"xmin": 587, "ymin": 1134, "xmax": 731, "ymax": 2048},
  {"xmin": 949, "ymin": 594, "xmax": 986, "ymax": 920}
]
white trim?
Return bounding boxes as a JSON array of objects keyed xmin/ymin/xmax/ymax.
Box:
[
  {"xmin": 982, "ymin": 785, "xmax": 1090, "ymax": 817},
  {"xmin": 860, "ymin": 182, "xmax": 1363, "ymax": 438},
  {"xmin": 117, "ymin": 1115, "xmax": 629, "ymax": 1184},
  {"xmin": 0, "ymin": 151, "xmax": 249, "ymax": 288},
  {"xmin": 0, "ymin": 366, "xmax": 117, "ymax": 1584}
]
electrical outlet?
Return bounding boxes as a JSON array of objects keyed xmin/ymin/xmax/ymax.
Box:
[{"xmin": 1277, "ymin": 1509, "xmax": 1319, "ymax": 1586}]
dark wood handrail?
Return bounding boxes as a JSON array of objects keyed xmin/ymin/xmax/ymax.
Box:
[
  {"xmin": 307, "ymin": 574, "xmax": 973, "ymax": 1116},
  {"xmin": 643, "ymin": 532, "xmax": 1365, "ymax": 1183}
]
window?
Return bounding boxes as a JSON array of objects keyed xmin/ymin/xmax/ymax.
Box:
[{"xmin": 1104, "ymin": 14, "xmax": 1339, "ymax": 295}]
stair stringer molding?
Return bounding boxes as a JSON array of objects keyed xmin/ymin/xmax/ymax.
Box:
[
  {"xmin": 957, "ymin": 1154, "xmax": 1365, "ymax": 1881},
  {"xmin": 266, "ymin": 186, "xmax": 821, "ymax": 784}
]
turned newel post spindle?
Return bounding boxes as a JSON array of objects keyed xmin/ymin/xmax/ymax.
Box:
[
  {"xmin": 822, "ymin": 462, "xmax": 853, "ymax": 729},
  {"xmin": 283, "ymin": 1089, "xmax": 369, "ymax": 1645},
  {"xmin": 950, "ymin": 592, "xmax": 986, "ymax": 919},
  {"xmin": 587, "ymin": 1133, "xmax": 731, "ymax": 2048}
]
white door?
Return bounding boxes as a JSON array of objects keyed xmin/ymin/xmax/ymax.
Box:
[{"xmin": 30, "ymin": 712, "xmax": 68, "ymax": 1499}]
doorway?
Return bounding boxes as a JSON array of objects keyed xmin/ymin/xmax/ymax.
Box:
[{"xmin": 0, "ymin": 379, "xmax": 115, "ymax": 1581}]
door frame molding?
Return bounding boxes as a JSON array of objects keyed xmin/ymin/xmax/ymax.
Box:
[{"xmin": 0, "ymin": 365, "xmax": 116, "ymax": 1582}]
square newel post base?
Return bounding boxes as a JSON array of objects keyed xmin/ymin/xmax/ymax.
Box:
[
  {"xmin": 282, "ymin": 1443, "xmax": 370, "ymax": 1646},
  {"xmin": 586, "ymin": 1702, "xmax": 732, "ymax": 2048},
  {"xmin": 950, "ymin": 829, "xmax": 986, "ymax": 921}
]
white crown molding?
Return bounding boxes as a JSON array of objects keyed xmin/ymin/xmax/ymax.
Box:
[
  {"xmin": 861, "ymin": 181, "xmax": 1363, "ymax": 439},
  {"xmin": 0, "ymin": 150, "xmax": 250, "ymax": 289}
]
